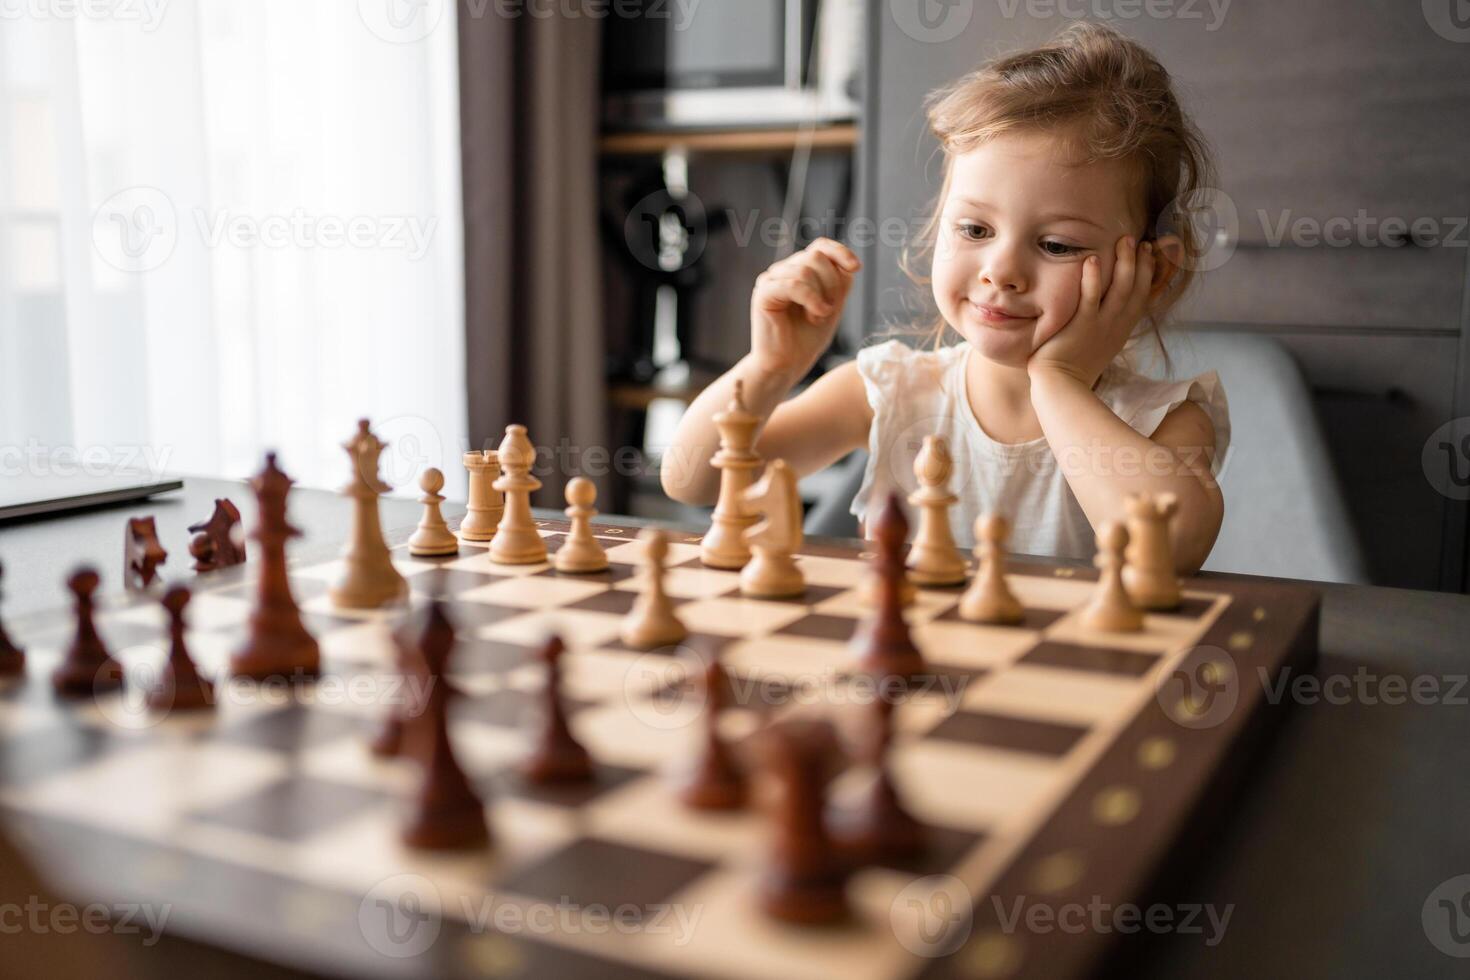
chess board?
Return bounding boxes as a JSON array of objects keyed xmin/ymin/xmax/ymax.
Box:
[{"xmin": 0, "ymin": 516, "xmax": 1319, "ymax": 980}]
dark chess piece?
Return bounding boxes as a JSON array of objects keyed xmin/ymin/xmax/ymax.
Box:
[
  {"xmin": 401, "ymin": 601, "xmax": 490, "ymax": 850},
  {"xmin": 677, "ymin": 656, "xmax": 747, "ymax": 810},
  {"xmin": 188, "ymin": 498, "xmax": 246, "ymax": 572},
  {"xmin": 848, "ymin": 492, "xmax": 927, "ymax": 681},
  {"xmin": 756, "ymin": 718, "xmax": 850, "ymax": 925},
  {"xmin": 0, "ymin": 560, "xmax": 24, "ymax": 678},
  {"xmin": 230, "ymin": 454, "xmax": 320, "ymax": 681},
  {"xmin": 123, "ymin": 516, "xmax": 167, "ymax": 590},
  {"xmin": 147, "ymin": 585, "xmax": 214, "ymax": 712},
  {"xmin": 371, "ymin": 620, "xmax": 419, "ymax": 758},
  {"xmin": 52, "ymin": 567, "xmax": 125, "ymax": 698},
  {"xmin": 520, "ymin": 634, "xmax": 593, "ymax": 784},
  {"xmin": 835, "ymin": 695, "xmax": 925, "ymax": 863}
]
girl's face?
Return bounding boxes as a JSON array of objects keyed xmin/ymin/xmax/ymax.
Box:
[{"xmin": 931, "ymin": 129, "xmax": 1146, "ymax": 369}]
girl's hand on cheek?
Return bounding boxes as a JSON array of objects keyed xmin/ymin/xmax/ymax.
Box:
[{"xmin": 1028, "ymin": 235, "xmax": 1155, "ymax": 388}]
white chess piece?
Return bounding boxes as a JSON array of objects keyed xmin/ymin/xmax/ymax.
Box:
[
  {"xmin": 409, "ymin": 468, "xmax": 459, "ymax": 557},
  {"xmin": 906, "ymin": 435, "xmax": 967, "ymax": 586},
  {"xmin": 621, "ymin": 528, "xmax": 688, "ymax": 649},
  {"xmin": 700, "ymin": 380, "xmax": 761, "ymax": 569},
  {"xmin": 1080, "ymin": 522, "xmax": 1144, "ymax": 632},
  {"xmin": 489, "ymin": 425, "xmax": 547, "ymax": 565},
  {"xmin": 459, "ymin": 449, "xmax": 503, "ymax": 542},
  {"xmin": 958, "ymin": 514, "xmax": 1023, "ymax": 624},
  {"xmin": 1122, "ymin": 492, "xmax": 1182, "ymax": 610},
  {"xmin": 739, "ymin": 460, "xmax": 805, "ymax": 598},
  {"xmin": 329, "ymin": 419, "xmax": 409, "ymax": 608},
  {"xmin": 555, "ymin": 477, "xmax": 609, "ymax": 573}
]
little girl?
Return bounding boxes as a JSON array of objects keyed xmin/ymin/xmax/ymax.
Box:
[{"xmin": 663, "ymin": 22, "xmax": 1229, "ymax": 575}]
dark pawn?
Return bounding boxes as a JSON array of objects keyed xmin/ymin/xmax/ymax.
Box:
[
  {"xmin": 401, "ymin": 601, "xmax": 490, "ymax": 850},
  {"xmin": 370, "ymin": 622, "xmax": 417, "ymax": 757},
  {"xmin": 147, "ymin": 586, "xmax": 214, "ymax": 712},
  {"xmin": 0, "ymin": 560, "xmax": 24, "ymax": 677},
  {"xmin": 835, "ymin": 695, "xmax": 925, "ymax": 863},
  {"xmin": 52, "ymin": 568, "xmax": 125, "ymax": 698},
  {"xmin": 123, "ymin": 516, "xmax": 168, "ymax": 590},
  {"xmin": 756, "ymin": 718, "xmax": 850, "ymax": 925},
  {"xmin": 520, "ymin": 634, "xmax": 593, "ymax": 784},
  {"xmin": 677, "ymin": 656, "xmax": 746, "ymax": 810},
  {"xmin": 849, "ymin": 493, "xmax": 926, "ymax": 681}
]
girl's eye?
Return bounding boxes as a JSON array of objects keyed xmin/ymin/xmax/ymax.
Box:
[
  {"xmin": 956, "ymin": 222, "xmax": 988, "ymax": 241},
  {"xmin": 1041, "ymin": 240, "xmax": 1082, "ymax": 256}
]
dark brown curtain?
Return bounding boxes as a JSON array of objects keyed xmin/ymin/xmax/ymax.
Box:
[{"xmin": 457, "ymin": 2, "xmax": 607, "ymax": 507}]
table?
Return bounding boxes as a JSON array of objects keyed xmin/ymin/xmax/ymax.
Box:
[{"xmin": 2, "ymin": 476, "xmax": 1468, "ymax": 978}]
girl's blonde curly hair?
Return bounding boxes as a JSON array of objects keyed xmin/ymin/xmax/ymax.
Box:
[{"xmin": 898, "ymin": 21, "xmax": 1218, "ymax": 375}]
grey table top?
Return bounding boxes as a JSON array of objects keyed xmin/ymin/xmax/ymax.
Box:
[{"xmin": 2, "ymin": 475, "xmax": 1469, "ymax": 977}]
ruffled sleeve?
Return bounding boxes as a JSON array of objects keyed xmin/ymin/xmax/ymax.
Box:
[
  {"xmin": 850, "ymin": 340, "xmax": 909, "ymax": 524},
  {"xmin": 1119, "ymin": 370, "xmax": 1232, "ymax": 477}
]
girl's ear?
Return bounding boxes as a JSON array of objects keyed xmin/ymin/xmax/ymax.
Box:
[{"xmin": 1148, "ymin": 233, "xmax": 1186, "ymax": 300}]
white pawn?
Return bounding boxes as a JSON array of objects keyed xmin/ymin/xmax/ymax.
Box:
[
  {"xmin": 489, "ymin": 425, "xmax": 547, "ymax": 565},
  {"xmin": 1080, "ymin": 522, "xmax": 1144, "ymax": 632},
  {"xmin": 906, "ymin": 435, "xmax": 967, "ymax": 586},
  {"xmin": 555, "ymin": 477, "xmax": 609, "ymax": 573},
  {"xmin": 409, "ymin": 468, "xmax": 459, "ymax": 556},
  {"xmin": 958, "ymin": 514, "xmax": 1023, "ymax": 624},
  {"xmin": 621, "ymin": 529, "xmax": 687, "ymax": 649}
]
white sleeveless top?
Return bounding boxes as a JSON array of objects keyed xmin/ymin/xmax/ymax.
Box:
[{"xmin": 850, "ymin": 340, "xmax": 1231, "ymax": 561}]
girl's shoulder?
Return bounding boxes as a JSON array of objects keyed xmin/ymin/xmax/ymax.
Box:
[
  {"xmin": 854, "ymin": 339, "xmax": 966, "ymax": 399},
  {"xmin": 1098, "ymin": 360, "xmax": 1232, "ymax": 470}
]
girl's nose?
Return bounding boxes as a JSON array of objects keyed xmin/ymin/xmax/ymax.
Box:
[{"xmin": 976, "ymin": 244, "xmax": 1026, "ymax": 293}]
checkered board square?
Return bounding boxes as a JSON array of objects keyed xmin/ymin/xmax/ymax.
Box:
[{"xmin": 0, "ymin": 516, "xmax": 1319, "ymax": 980}]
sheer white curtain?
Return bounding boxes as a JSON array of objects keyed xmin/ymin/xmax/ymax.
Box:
[{"xmin": 0, "ymin": 0, "xmax": 467, "ymax": 499}]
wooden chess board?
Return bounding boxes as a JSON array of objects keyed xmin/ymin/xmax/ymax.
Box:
[{"xmin": 0, "ymin": 516, "xmax": 1319, "ymax": 979}]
